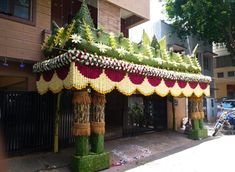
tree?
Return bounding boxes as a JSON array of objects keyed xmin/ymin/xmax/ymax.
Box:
[{"xmin": 165, "ymin": 0, "xmax": 235, "ymax": 53}]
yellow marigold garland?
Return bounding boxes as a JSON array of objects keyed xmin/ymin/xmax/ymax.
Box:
[{"xmin": 36, "ymin": 62, "xmax": 210, "ymax": 97}]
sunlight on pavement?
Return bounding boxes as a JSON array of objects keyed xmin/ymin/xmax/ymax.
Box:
[{"xmin": 126, "ymin": 136, "xmax": 235, "ymax": 172}]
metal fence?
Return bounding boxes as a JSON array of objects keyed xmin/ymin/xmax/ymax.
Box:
[
  {"xmin": 59, "ymin": 91, "xmax": 74, "ymax": 148},
  {"xmin": 0, "ymin": 91, "xmax": 167, "ymax": 155},
  {"xmin": 0, "ymin": 91, "xmax": 56, "ymax": 156}
]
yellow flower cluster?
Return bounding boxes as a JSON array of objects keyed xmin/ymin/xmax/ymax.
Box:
[{"xmin": 36, "ymin": 62, "xmax": 210, "ymax": 97}]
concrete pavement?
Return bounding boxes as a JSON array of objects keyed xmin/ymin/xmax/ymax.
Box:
[
  {"xmin": 4, "ymin": 124, "xmax": 219, "ymax": 172},
  {"xmin": 126, "ymin": 135, "xmax": 234, "ymax": 172}
]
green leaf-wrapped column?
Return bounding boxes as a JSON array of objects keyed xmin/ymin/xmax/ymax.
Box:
[
  {"xmin": 72, "ymin": 90, "xmax": 91, "ymax": 156},
  {"xmin": 91, "ymin": 92, "xmax": 106, "ymax": 153},
  {"xmin": 188, "ymin": 96, "xmax": 208, "ymax": 139}
]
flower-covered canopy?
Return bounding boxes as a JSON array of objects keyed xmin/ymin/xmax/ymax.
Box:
[{"xmin": 33, "ymin": 0, "xmax": 211, "ymax": 97}]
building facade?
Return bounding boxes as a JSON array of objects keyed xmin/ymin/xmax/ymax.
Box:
[
  {"xmin": 0, "ymin": 0, "xmax": 151, "ymax": 155},
  {"xmin": 0, "ymin": 0, "xmax": 149, "ymax": 91},
  {"xmin": 130, "ymin": 20, "xmax": 216, "ymax": 123},
  {"xmin": 213, "ymin": 43, "xmax": 235, "ymax": 99}
]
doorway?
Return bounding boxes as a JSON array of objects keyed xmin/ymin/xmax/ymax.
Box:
[
  {"xmin": 123, "ymin": 94, "xmax": 167, "ymax": 136},
  {"xmin": 105, "ymin": 90, "xmax": 127, "ymax": 139}
]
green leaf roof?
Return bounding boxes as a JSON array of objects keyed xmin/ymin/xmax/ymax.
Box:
[{"xmin": 40, "ymin": 0, "xmax": 202, "ymax": 74}]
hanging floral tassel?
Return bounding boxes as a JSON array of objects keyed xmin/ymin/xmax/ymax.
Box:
[{"xmin": 72, "ymin": 91, "xmax": 91, "ymax": 105}]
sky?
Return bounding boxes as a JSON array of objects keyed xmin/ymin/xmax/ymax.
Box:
[
  {"xmin": 149, "ymin": 0, "xmax": 166, "ymax": 22},
  {"xmin": 129, "ymin": 0, "xmax": 167, "ymax": 43}
]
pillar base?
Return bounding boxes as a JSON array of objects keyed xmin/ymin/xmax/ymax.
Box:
[
  {"xmin": 90, "ymin": 133, "xmax": 104, "ymax": 154},
  {"xmin": 188, "ymin": 128, "xmax": 208, "ymax": 140},
  {"xmin": 72, "ymin": 152, "xmax": 109, "ymax": 172}
]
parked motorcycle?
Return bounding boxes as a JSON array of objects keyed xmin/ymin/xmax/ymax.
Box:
[{"xmin": 212, "ymin": 111, "xmax": 235, "ymax": 136}]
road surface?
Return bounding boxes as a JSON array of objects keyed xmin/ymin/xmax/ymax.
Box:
[{"xmin": 126, "ymin": 135, "xmax": 234, "ymax": 172}]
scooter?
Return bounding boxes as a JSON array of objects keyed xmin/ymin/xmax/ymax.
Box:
[{"xmin": 212, "ymin": 111, "xmax": 235, "ymax": 136}]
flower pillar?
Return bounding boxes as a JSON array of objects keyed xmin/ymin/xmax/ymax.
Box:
[
  {"xmin": 91, "ymin": 92, "xmax": 106, "ymax": 153},
  {"xmin": 72, "ymin": 90, "xmax": 91, "ymax": 156},
  {"xmin": 72, "ymin": 90, "xmax": 109, "ymax": 172},
  {"xmin": 188, "ymin": 96, "xmax": 208, "ymax": 140}
]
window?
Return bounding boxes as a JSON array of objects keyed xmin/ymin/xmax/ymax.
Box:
[
  {"xmin": 0, "ymin": 0, "xmax": 35, "ymax": 24},
  {"xmin": 203, "ymin": 56, "xmax": 210, "ymax": 70},
  {"xmin": 216, "ymin": 55, "xmax": 235, "ymax": 68},
  {"xmin": 228, "ymin": 71, "xmax": 235, "ymax": 77},
  {"xmin": 217, "ymin": 72, "xmax": 224, "ymax": 78}
]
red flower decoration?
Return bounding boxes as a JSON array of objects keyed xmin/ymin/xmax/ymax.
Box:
[
  {"xmin": 177, "ymin": 80, "xmax": 187, "ymax": 88},
  {"xmin": 199, "ymin": 83, "xmax": 208, "ymax": 90},
  {"xmin": 43, "ymin": 71, "xmax": 54, "ymax": 82},
  {"xmin": 164, "ymin": 79, "xmax": 176, "ymax": 88},
  {"xmin": 36, "ymin": 74, "xmax": 41, "ymax": 81},
  {"xmin": 56, "ymin": 65, "xmax": 69, "ymax": 80},
  {"xmin": 76, "ymin": 63, "xmax": 102, "ymax": 79},
  {"xmin": 189, "ymin": 82, "xmax": 198, "ymax": 89},
  {"xmin": 147, "ymin": 76, "xmax": 161, "ymax": 87},
  {"xmin": 128, "ymin": 73, "xmax": 145, "ymax": 85},
  {"xmin": 105, "ymin": 69, "xmax": 125, "ymax": 82}
]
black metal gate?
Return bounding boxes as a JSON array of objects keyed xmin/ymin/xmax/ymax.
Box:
[
  {"xmin": 0, "ymin": 90, "xmax": 168, "ymax": 155},
  {"xmin": 0, "ymin": 91, "xmax": 56, "ymax": 156},
  {"xmin": 59, "ymin": 91, "xmax": 74, "ymax": 148}
]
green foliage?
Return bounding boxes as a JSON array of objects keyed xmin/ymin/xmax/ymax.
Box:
[
  {"xmin": 151, "ymin": 35, "xmax": 160, "ymax": 49},
  {"xmin": 84, "ymin": 22, "xmax": 94, "ymax": 43},
  {"xmin": 119, "ymin": 37, "xmax": 130, "ymax": 49},
  {"xmin": 159, "ymin": 36, "xmax": 167, "ymax": 50},
  {"xmin": 142, "ymin": 30, "xmax": 151, "ymax": 45},
  {"xmin": 165, "ymin": 0, "xmax": 235, "ymax": 53},
  {"xmin": 40, "ymin": 0, "xmax": 203, "ymax": 74},
  {"xmin": 144, "ymin": 45, "xmax": 153, "ymax": 58},
  {"xmin": 74, "ymin": 0, "xmax": 95, "ymax": 28},
  {"xmin": 41, "ymin": 35, "xmax": 55, "ymax": 58},
  {"xmin": 127, "ymin": 39, "xmax": 134, "ymax": 53},
  {"xmin": 54, "ymin": 27, "xmax": 65, "ymax": 47},
  {"xmin": 108, "ymin": 33, "xmax": 117, "ymax": 49},
  {"xmin": 128, "ymin": 102, "xmax": 145, "ymax": 127},
  {"xmin": 96, "ymin": 31, "xmax": 109, "ymax": 45},
  {"xmin": 51, "ymin": 20, "xmax": 59, "ymax": 35}
]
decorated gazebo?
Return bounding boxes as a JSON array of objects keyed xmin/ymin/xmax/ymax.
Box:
[{"xmin": 33, "ymin": 1, "xmax": 211, "ymax": 171}]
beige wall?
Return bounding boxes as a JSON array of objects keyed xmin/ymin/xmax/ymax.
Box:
[
  {"xmin": 98, "ymin": 0, "xmax": 121, "ymax": 34},
  {"xmin": 167, "ymin": 98, "xmax": 187, "ymax": 130},
  {"xmin": 106, "ymin": 0, "xmax": 150, "ymax": 20},
  {"xmin": 0, "ymin": 0, "xmax": 51, "ymax": 62},
  {"xmin": 214, "ymin": 66, "xmax": 235, "ymax": 80},
  {"xmin": 214, "ymin": 66, "xmax": 235, "ymax": 99},
  {"xmin": 215, "ymin": 83, "xmax": 227, "ymax": 99}
]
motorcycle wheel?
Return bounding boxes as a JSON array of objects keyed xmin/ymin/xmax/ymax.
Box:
[{"xmin": 212, "ymin": 128, "xmax": 220, "ymax": 136}]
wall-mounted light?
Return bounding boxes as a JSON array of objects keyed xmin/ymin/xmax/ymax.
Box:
[
  {"xmin": 19, "ymin": 61, "xmax": 25, "ymax": 69},
  {"xmin": 2, "ymin": 57, "xmax": 9, "ymax": 67}
]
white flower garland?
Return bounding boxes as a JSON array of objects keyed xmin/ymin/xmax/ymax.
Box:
[{"xmin": 32, "ymin": 49, "xmax": 211, "ymax": 83}]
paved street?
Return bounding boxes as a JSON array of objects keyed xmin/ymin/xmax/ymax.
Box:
[
  {"xmin": 126, "ymin": 135, "xmax": 235, "ymax": 172},
  {"xmin": 5, "ymin": 125, "xmax": 235, "ymax": 172}
]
